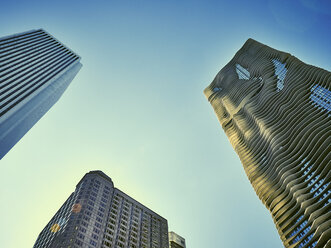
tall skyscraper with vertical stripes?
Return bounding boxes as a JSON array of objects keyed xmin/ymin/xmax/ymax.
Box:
[
  {"xmin": 0, "ymin": 29, "xmax": 82, "ymax": 159},
  {"xmin": 34, "ymin": 170, "xmax": 169, "ymax": 248},
  {"xmin": 204, "ymin": 39, "xmax": 330, "ymax": 248}
]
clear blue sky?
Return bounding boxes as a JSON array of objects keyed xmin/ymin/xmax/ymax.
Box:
[{"xmin": 0, "ymin": 0, "xmax": 330, "ymax": 247}]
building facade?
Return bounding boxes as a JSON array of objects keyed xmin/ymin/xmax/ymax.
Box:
[
  {"xmin": 169, "ymin": 232, "xmax": 185, "ymax": 248},
  {"xmin": 34, "ymin": 171, "xmax": 169, "ymax": 248},
  {"xmin": 0, "ymin": 29, "xmax": 82, "ymax": 159},
  {"xmin": 204, "ymin": 39, "xmax": 330, "ymax": 248}
]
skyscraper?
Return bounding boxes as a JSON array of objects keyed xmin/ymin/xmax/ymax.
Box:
[
  {"xmin": 34, "ymin": 170, "xmax": 169, "ymax": 248},
  {"xmin": 204, "ymin": 39, "xmax": 330, "ymax": 248},
  {"xmin": 169, "ymin": 232, "xmax": 186, "ymax": 248},
  {"xmin": 0, "ymin": 29, "xmax": 81, "ymax": 159}
]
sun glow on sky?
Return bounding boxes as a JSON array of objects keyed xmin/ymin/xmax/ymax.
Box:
[{"xmin": 0, "ymin": 0, "xmax": 330, "ymax": 247}]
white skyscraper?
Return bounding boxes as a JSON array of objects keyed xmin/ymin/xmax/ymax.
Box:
[{"xmin": 0, "ymin": 29, "xmax": 82, "ymax": 159}]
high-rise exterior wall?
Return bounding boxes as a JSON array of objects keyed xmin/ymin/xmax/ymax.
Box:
[
  {"xmin": 169, "ymin": 232, "xmax": 186, "ymax": 248},
  {"xmin": 204, "ymin": 39, "xmax": 330, "ymax": 248},
  {"xmin": 34, "ymin": 171, "xmax": 169, "ymax": 248},
  {"xmin": 0, "ymin": 29, "xmax": 82, "ymax": 159}
]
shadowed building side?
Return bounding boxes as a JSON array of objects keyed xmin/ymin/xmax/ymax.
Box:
[
  {"xmin": 0, "ymin": 29, "xmax": 82, "ymax": 159},
  {"xmin": 169, "ymin": 231, "xmax": 186, "ymax": 248},
  {"xmin": 204, "ymin": 39, "xmax": 330, "ymax": 248}
]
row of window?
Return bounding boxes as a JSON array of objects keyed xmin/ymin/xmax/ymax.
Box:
[{"xmin": 310, "ymin": 84, "xmax": 331, "ymax": 112}]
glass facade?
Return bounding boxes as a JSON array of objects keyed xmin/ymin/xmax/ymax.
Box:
[
  {"xmin": 272, "ymin": 59, "xmax": 287, "ymax": 91},
  {"xmin": 0, "ymin": 29, "xmax": 82, "ymax": 159},
  {"xmin": 235, "ymin": 63, "xmax": 250, "ymax": 80},
  {"xmin": 310, "ymin": 84, "xmax": 331, "ymax": 112}
]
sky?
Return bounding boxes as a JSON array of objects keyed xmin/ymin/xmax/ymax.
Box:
[{"xmin": 0, "ymin": 0, "xmax": 330, "ymax": 247}]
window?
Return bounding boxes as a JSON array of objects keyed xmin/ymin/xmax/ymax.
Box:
[
  {"xmin": 310, "ymin": 84, "xmax": 331, "ymax": 112},
  {"xmin": 235, "ymin": 64, "xmax": 250, "ymax": 80},
  {"xmin": 89, "ymin": 239, "xmax": 97, "ymax": 247},
  {"xmin": 83, "ymin": 216, "xmax": 90, "ymax": 222},
  {"xmin": 213, "ymin": 87, "xmax": 221, "ymax": 92},
  {"xmin": 77, "ymin": 233, "xmax": 85, "ymax": 240},
  {"xmin": 287, "ymin": 218, "xmax": 308, "ymax": 239},
  {"xmin": 290, "ymin": 226, "xmax": 311, "ymax": 245},
  {"xmin": 272, "ymin": 59, "xmax": 287, "ymax": 91},
  {"xmin": 319, "ymin": 189, "xmax": 331, "ymax": 203},
  {"xmin": 75, "ymin": 240, "xmax": 83, "ymax": 246}
]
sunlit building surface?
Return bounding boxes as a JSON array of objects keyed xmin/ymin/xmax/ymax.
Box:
[
  {"xmin": 0, "ymin": 29, "xmax": 81, "ymax": 159},
  {"xmin": 34, "ymin": 171, "xmax": 169, "ymax": 248},
  {"xmin": 204, "ymin": 39, "xmax": 330, "ymax": 248},
  {"xmin": 169, "ymin": 232, "xmax": 186, "ymax": 248}
]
